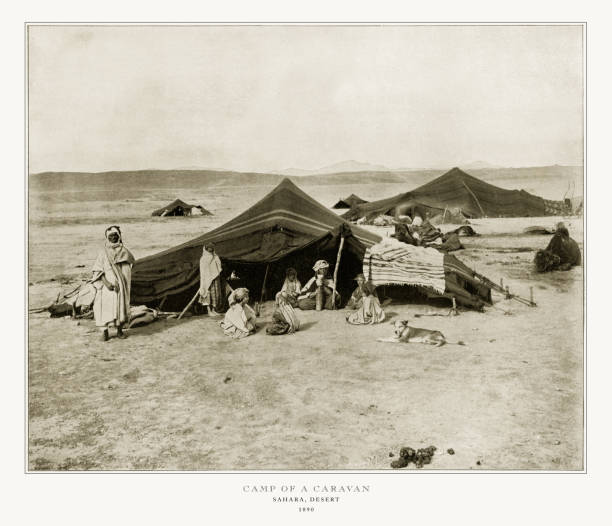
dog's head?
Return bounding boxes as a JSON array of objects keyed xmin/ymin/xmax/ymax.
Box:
[{"xmin": 391, "ymin": 319, "xmax": 409, "ymax": 337}]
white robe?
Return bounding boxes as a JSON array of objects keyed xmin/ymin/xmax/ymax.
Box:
[
  {"xmin": 92, "ymin": 246, "xmax": 133, "ymax": 327},
  {"xmin": 199, "ymin": 250, "xmax": 223, "ymax": 306},
  {"xmin": 220, "ymin": 303, "xmax": 257, "ymax": 339}
]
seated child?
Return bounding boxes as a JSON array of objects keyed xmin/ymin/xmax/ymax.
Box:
[{"xmin": 266, "ymin": 291, "xmax": 301, "ymax": 335}]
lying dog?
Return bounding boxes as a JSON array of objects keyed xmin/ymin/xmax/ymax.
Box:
[{"xmin": 377, "ymin": 319, "xmax": 465, "ymax": 347}]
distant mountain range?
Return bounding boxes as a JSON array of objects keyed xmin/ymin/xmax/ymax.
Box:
[
  {"xmin": 171, "ymin": 159, "xmax": 538, "ymax": 176},
  {"xmin": 279, "ymin": 160, "xmax": 394, "ymax": 176},
  {"xmin": 30, "ymin": 164, "xmax": 583, "ymax": 201}
]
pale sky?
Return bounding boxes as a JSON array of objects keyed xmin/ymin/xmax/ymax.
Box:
[{"xmin": 28, "ymin": 25, "xmax": 583, "ymax": 173}]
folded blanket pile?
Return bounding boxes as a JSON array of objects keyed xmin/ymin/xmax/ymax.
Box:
[{"xmin": 363, "ymin": 239, "xmax": 446, "ymax": 294}]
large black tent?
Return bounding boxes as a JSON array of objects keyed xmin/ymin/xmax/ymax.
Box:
[
  {"xmin": 343, "ymin": 167, "xmax": 570, "ymax": 221},
  {"xmin": 132, "ymin": 179, "xmax": 491, "ymax": 310}
]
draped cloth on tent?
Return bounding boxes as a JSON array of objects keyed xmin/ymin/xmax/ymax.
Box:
[{"xmin": 363, "ymin": 239, "xmax": 446, "ymax": 294}]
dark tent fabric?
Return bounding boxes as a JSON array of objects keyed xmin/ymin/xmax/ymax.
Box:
[
  {"xmin": 134, "ymin": 179, "xmax": 379, "ymax": 308},
  {"xmin": 132, "ymin": 178, "xmax": 491, "ymax": 310},
  {"xmin": 409, "ymin": 167, "xmax": 569, "ymax": 218},
  {"xmin": 332, "ymin": 194, "xmax": 368, "ymax": 209},
  {"xmin": 343, "ymin": 167, "xmax": 570, "ymax": 220},
  {"xmin": 151, "ymin": 199, "xmax": 212, "ymax": 217}
]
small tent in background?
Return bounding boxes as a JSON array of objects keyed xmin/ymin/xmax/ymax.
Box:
[
  {"xmin": 151, "ymin": 199, "xmax": 212, "ymax": 217},
  {"xmin": 132, "ymin": 178, "xmax": 492, "ymax": 311},
  {"xmin": 332, "ymin": 194, "xmax": 368, "ymax": 209}
]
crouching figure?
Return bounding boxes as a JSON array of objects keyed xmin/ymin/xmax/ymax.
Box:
[
  {"xmin": 220, "ymin": 288, "xmax": 257, "ymax": 339},
  {"xmin": 266, "ymin": 291, "xmax": 301, "ymax": 335},
  {"xmin": 345, "ymin": 274, "xmax": 386, "ymax": 325},
  {"xmin": 534, "ymin": 223, "xmax": 581, "ymax": 272}
]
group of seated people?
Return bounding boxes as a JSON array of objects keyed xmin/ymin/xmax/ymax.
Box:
[
  {"xmin": 392, "ymin": 214, "xmax": 468, "ymax": 252},
  {"xmin": 199, "ymin": 244, "xmax": 387, "ymax": 340}
]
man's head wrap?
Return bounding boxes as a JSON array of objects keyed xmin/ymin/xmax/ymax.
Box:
[
  {"xmin": 105, "ymin": 226, "xmax": 122, "ymax": 241},
  {"xmin": 312, "ymin": 260, "xmax": 329, "ymax": 272}
]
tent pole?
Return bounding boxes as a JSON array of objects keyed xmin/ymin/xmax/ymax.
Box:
[
  {"xmin": 178, "ymin": 289, "xmax": 200, "ymax": 320},
  {"xmin": 529, "ymin": 286, "xmax": 536, "ymax": 307},
  {"xmin": 158, "ymin": 295, "xmax": 168, "ymax": 310},
  {"xmin": 331, "ymin": 235, "xmax": 346, "ymax": 310},
  {"xmin": 472, "ymin": 269, "xmax": 535, "ymax": 307},
  {"xmin": 260, "ymin": 263, "xmax": 270, "ymax": 303},
  {"xmin": 461, "ymin": 181, "xmax": 486, "ymax": 217}
]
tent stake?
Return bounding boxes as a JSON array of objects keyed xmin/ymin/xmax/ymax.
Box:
[{"xmin": 331, "ymin": 235, "xmax": 346, "ymax": 310}]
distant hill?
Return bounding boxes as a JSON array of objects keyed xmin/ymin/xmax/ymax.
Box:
[
  {"xmin": 460, "ymin": 160, "xmax": 503, "ymax": 170},
  {"xmin": 29, "ymin": 165, "xmax": 583, "ymax": 200},
  {"xmin": 29, "ymin": 169, "xmax": 285, "ymax": 192},
  {"xmin": 279, "ymin": 160, "xmax": 393, "ymax": 176}
]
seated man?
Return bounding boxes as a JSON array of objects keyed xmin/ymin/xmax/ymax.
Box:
[
  {"xmin": 297, "ymin": 260, "xmax": 341, "ymax": 310},
  {"xmin": 279, "ymin": 267, "xmax": 302, "ymax": 307},
  {"xmin": 346, "ymin": 274, "xmax": 386, "ymax": 325},
  {"xmin": 220, "ymin": 288, "xmax": 257, "ymax": 339}
]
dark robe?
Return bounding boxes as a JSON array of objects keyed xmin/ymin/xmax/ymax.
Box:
[{"xmin": 534, "ymin": 227, "xmax": 581, "ymax": 272}]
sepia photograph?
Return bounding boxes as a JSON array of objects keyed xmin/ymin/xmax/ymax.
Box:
[{"xmin": 26, "ymin": 23, "xmax": 584, "ymax": 472}]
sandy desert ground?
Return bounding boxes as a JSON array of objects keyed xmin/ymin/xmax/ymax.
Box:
[{"xmin": 27, "ymin": 180, "xmax": 584, "ymax": 470}]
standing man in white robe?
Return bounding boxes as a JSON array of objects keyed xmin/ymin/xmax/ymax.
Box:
[{"xmin": 92, "ymin": 226, "xmax": 135, "ymax": 341}]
